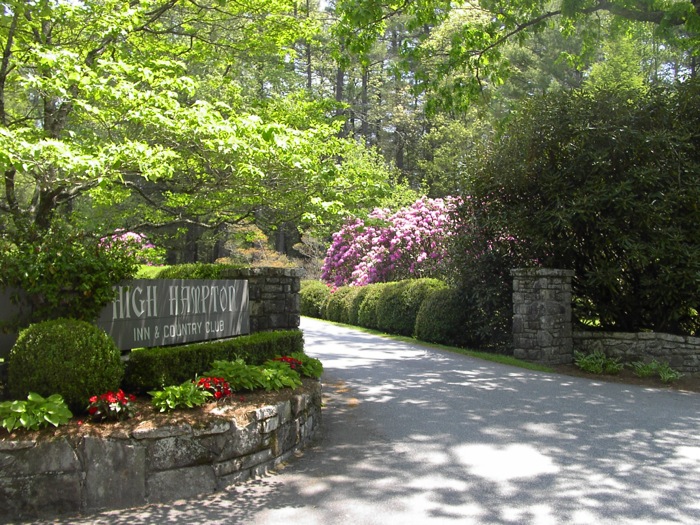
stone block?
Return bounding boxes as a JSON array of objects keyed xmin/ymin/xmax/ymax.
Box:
[
  {"xmin": 272, "ymin": 422, "xmax": 298, "ymax": 457},
  {"xmin": 218, "ymin": 469, "xmax": 251, "ymax": 489},
  {"xmin": 147, "ymin": 436, "xmax": 215, "ymax": 471},
  {"xmin": 276, "ymin": 400, "xmax": 292, "ymax": 423},
  {"xmin": 0, "ymin": 472, "xmax": 82, "ymax": 520},
  {"xmin": 81, "ymin": 436, "xmax": 146, "ymax": 511},
  {"xmin": 218, "ymin": 420, "xmax": 263, "ymax": 461},
  {"xmin": 0, "ymin": 438, "xmax": 78, "ymax": 475},
  {"xmin": 262, "ymin": 417, "xmax": 279, "ymax": 433},
  {"xmin": 147, "ymin": 465, "xmax": 216, "ymax": 503},
  {"xmin": 291, "ymin": 394, "xmax": 307, "ymax": 416},
  {"xmin": 132, "ymin": 424, "xmax": 192, "ymax": 440},
  {"xmin": 240, "ymin": 449, "xmax": 273, "ymax": 470}
]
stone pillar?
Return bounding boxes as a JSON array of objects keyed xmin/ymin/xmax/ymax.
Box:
[{"xmin": 511, "ymin": 268, "xmax": 574, "ymax": 365}]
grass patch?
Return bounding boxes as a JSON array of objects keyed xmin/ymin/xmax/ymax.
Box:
[{"xmin": 304, "ymin": 317, "xmax": 555, "ymax": 374}]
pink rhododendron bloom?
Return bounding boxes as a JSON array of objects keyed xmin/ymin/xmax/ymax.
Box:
[{"xmin": 321, "ymin": 196, "xmax": 461, "ymax": 286}]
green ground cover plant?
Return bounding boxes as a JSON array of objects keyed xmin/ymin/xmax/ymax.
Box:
[
  {"xmin": 574, "ymin": 350, "xmax": 624, "ymax": 375},
  {"xmin": 150, "ymin": 381, "xmax": 213, "ymax": 412},
  {"xmin": 631, "ymin": 360, "xmax": 684, "ymax": 384},
  {"xmin": 0, "ymin": 393, "xmax": 73, "ymax": 432}
]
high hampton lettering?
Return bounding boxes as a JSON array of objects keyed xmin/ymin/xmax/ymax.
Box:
[{"xmin": 111, "ymin": 284, "xmax": 241, "ymax": 320}]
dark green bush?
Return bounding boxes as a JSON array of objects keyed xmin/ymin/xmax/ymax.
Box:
[
  {"xmin": 376, "ymin": 278, "xmax": 448, "ymax": 336},
  {"xmin": 0, "ymin": 225, "xmax": 137, "ymax": 327},
  {"xmin": 357, "ymin": 283, "xmax": 388, "ymax": 330},
  {"xmin": 323, "ymin": 286, "xmax": 354, "ymax": 323},
  {"xmin": 123, "ymin": 329, "xmax": 304, "ymax": 393},
  {"xmin": 457, "ymin": 81, "xmax": 700, "ymax": 336},
  {"xmin": 300, "ymin": 280, "xmax": 331, "ymax": 318},
  {"xmin": 8, "ymin": 319, "xmax": 124, "ymax": 412},
  {"xmin": 415, "ymin": 288, "xmax": 484, "ymax": 348}
]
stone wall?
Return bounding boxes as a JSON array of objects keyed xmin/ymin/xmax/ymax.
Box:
[
  {"xmin": 512, "ymin": 268, "xmax": 700, "ymax": 373},
  {"xmin": 511, "ymin": 268, "xmax": 575, "ymax": 365},
  {"xmin": 0, "ymin": 380, "xmax": 321, "ymax": 521},
  {"xmin": 573, "ymin": 331, "xmax": 700, "ymax": 373},
  {"xmin": 224, "ymin": 267, "xmax": 303, "ymax": 333}
]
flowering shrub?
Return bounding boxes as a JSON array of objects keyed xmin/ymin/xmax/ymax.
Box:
[
  {"xmin": 101, "ymin": 229, "xmax": 165, "ymax": 266},
  {"xmin": 87, "ymin": 389, "xmax": 137, "ymax": 422},
  {"xmin": 272, "ymin": 356, "xmax": 304, "ymax": 371},
  {"xmin": 321, "ymin": 197, "xmax": 461, "ymax": 286},
  {"xmin": 195, "ymin": 376, "xmax": 233, "ymax": 400}
]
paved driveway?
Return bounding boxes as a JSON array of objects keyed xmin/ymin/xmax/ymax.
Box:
[{"xmin": 37, "ymin": 317, "xmax": 700, "ymax": 524}]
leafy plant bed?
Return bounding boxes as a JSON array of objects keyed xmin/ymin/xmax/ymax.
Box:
[
  {"xmin": 0, "ymin": 379, "xmax": 322, "ymax": 521},
  {"xmin": 0, "ymin": 378, "xmax": 320, "ymax": 443}
]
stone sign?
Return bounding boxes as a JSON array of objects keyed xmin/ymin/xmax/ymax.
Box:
[
  {"xmin": 96, "ymin": 279, "xmax": 249, "ymax": 350},
  {"xmin": 0, "ymin": 279, "xmax": 250, "ymax": 354}
]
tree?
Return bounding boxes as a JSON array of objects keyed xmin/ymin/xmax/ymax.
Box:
[
  {"xmin": 0, "ymin": 0, "xmax": 394, "ymax": 254},
  {"xmin": 334, "ymin": 0, "xmax": 700, "ymax": 108}
]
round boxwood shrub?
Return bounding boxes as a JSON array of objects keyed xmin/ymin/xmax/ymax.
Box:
[
  {"xmin": 415, "ymin": 288, "xmax": 484, "ymax": 348},
  {"xmin": 8, "ymin": 319, "xmax": 124, "ymax": 411},
  {"xmin": 376, "ymin": 278, "xmax": 448, "ymax": 336},
  {"xmin": 300, "ymin": 280, "xmax": 331, "ymax": 318}
]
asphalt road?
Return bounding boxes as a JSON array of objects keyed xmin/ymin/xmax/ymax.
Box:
[{"xmin": 36, "ymin": 317, "xmax": 700, "ymax": 524}]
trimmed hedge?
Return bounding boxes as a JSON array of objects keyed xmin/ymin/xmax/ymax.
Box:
[
  {"xmin": 123, "ymin": 330, "xmax": 304, "ymax": 393},
  {"xmin": 376, "ymin": 278, "xmax": 447, "ymax": 336},
  {"xmin": 415, "ymin": 288, "xmax": 483, "ymax": 348},
  {"xmin": 302, "ymin": 278, "xmax": 480, "ymax": 349},
  {"xmin": 300, "ymin": 280, "xmax": 331, "ymax": 318},
  {"xmin": 323, "ymin": 287, "xmax": 355, "ymax": 323},
  {"xmin": 152, "ymin": 263, "xmax": 247, "ymax": 279},
  {"xmin": 357, "ymin": 283, "xmax": 389, "ymax": 330}
]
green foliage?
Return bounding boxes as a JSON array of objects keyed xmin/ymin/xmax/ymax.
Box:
[
  {"xmin": 123, "ymin": 330, "xmax": 304, "ymax": 393},
  {"xmin": 375, "ymin": 278, "xmax": 448, "ymax": 336},
  {"xmin": 356, "ymin": 283, "xmax": 389, "ymax": 330},
  {"xmin": 259, "ymin": 362, "xmax": 303, "ymax": 391},
  {"xmin": 206, "ymin": 359, "xmax": 265, "ymax": 391},
  {"xmin": 0, "ymin": 226, "xmax": 137, "ymax": 327},
  {"xmin": 346, "ymin": 286, "xmax": 372, "ymax": 326},
  {"xmin": 149, "ymin": 381, "xmax": 212, "ymax": 412},
  {"xmin": 414, "ymin": 287, "xmax": 485, "ymax": 348},
  {"xmin": 8, "ymin": 319, "xmax": 124, "ymax": 411},
  {"xmin": 206, "ymin": 358, "xmax": 303, "ymax": 391},
  {"xmin": 300, "ymin": 280, "xmax": 332, "ymax": 318},
  {"xmin": 573, "ymin": 350, "xmax": 624, "ymax": 375},
  {"xmin": 458, "ymin": 81, "xmax": 700, "ymax": 336},
  {"xmin": 0, "ymin": 392, "xmax": 73, "ymax": 432},
  {"xmin": 630, "ymin": 359, "xmax": 683, "ymax": 383},
  {"xmin": 630, "ymin": 360, "xmax": 659, "ymax": 378},
  {"xmin": 657, "ymin": 362, "xmax": 684, "ymax": 384},
  {"xmin": 288, "ymin": 352, "xmax": 324, "ymax": 379},
  {"xmin": 136, "ymin": 265, "xmax": 168, "ymax": 279}
]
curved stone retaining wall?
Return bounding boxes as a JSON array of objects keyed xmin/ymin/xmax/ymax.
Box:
[{"xmin": 0, "ymin": 381, "xmax": 321, "ymax": 521}]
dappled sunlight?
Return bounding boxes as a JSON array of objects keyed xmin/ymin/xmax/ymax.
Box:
[
  {"xmin": 36, "ymin": 317, "xmax": 700, "ymax": 524},
  {"xmin": 453, "ymin": 443, "xmax": 560, "ymax": 482}
]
